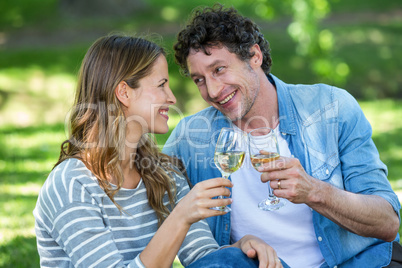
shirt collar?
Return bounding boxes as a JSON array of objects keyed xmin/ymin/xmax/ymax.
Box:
[{"xmin": 270, "ymin": 74, "xmax": 297, "ymax": 135}]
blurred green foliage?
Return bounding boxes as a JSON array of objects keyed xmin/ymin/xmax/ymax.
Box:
[
  {"xmin": 1, "ymin": 0, "xmax": 401, "ymax": 126},
  {"xmin": 0, "ymin": 0, "xmax": 58, "ymax": 31}
]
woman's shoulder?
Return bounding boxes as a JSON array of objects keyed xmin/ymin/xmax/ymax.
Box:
[
  {"xmin": 39, "ymin": 158, "xmax": 101, "ymax": 204},
  {"xmin": 50, "ymin": 158, "xmax": 96, "ymax": 185}
]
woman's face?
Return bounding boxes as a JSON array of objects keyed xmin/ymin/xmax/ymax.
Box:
[{"xmin": 125, "ymin": 55, "xmax": 176, "ymax": 135}]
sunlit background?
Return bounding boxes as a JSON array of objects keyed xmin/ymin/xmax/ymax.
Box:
[{"xmin": 1, "ymin": 0, "xmax": 401, "ymax": 267}]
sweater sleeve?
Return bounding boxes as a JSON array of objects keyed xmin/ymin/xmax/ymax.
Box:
[
  {"xmin": 170, "ymin": 171, "xmax": 220, "ymax": 267},
  {"xmin": 33, "ymin": 159, "xmax": 145, "ymax": 268}
]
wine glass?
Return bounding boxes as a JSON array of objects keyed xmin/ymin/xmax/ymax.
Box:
[
  {"xmin": 248, "ymin": 127, "xmax": 285, "ymax": 211},
  {"xmin": 213, "ymin": 127, "xmax": 245, "ymax": 212}
]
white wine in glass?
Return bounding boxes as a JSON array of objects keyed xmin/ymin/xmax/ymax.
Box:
[
  {"xmin": 213, "ymin": 128, "xmax": 245, "ymax": 212},
  {"xmin": 250, "ymin": 152, "xmax": 280, "ymax": 169},
  {"xmin": 248, "ymin": 127, "xmax": 285, "ymax": 211},
  {"xmin": 214, "ymin": 151, "xmax": 245, "ymax": 174}
]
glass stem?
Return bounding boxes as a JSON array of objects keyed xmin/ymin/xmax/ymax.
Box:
[
  {"xmin": 218, "ymin": 173, "xmax": 230, "ymax": 199},
  {"xmin": 261, "ymin": 172, "xmax": 275, "ymax": 200},
  {"xmin": 267, "ymin": 183, "xmax": 275, "ymax": 199}
]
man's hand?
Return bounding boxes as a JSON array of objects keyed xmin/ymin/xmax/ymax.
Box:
[
  {"xmin": 257, "ymin": 156, "xmax": 399, "ymax": 241},
  {"xmin": 258, "ymin": 156, "xmax": 320, "ymax": 204}
]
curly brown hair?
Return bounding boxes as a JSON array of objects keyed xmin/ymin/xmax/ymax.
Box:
[{"xmin": 174, "ymin": 4, "xmax": 272, "ymax": 76}]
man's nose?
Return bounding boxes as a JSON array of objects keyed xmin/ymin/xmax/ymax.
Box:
[{"xmin": 206, "ymin": 77, "xmax": 223, "ymax": 100}]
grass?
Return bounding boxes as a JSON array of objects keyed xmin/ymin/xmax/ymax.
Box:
[
  {"xmin": 0, "ymin": 100, "xmax": 401, "ymax": 267},
  {"xmin": 0, "ymin": 124, "xmax": 64, "ymax": 267}
]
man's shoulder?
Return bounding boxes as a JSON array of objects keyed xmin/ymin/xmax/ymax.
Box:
[
  {"xmin": 274, "ymin": 75, "xmax": 360, "ymax": 126},
  {"xmin": 282, "ymin": 80, "xmax": 355, "ymax": 113},
  {"xmin": 287, "ymin": 82, "xmax": 333, "ymax": 98},
  {"xmin": 283, "ymin": 79, "xmax": 353, "ymax": 104}
]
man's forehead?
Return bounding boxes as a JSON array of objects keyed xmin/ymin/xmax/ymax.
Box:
[
  {"xmin": 188, "ymin": 44, "xmax": 226, "ymax": 55},
  {"xmin": 187, "ymin": 48, "xmax": 228, "ymax": 74}
]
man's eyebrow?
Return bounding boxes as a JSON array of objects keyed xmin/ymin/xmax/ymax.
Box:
[
  {"xmin": 190, "ymin": 72, "xmax": 201, "ymax": 79},
  {"xmin": 190, "ymin": 59, "xmax": 225, "ymax": 78},
  {"xmin": 207, "ymin": 59, "xmax": 224, "ymax": 69}
]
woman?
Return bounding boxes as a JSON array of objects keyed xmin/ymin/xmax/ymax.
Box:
[{"xmin": 33, "ymin": 34, "xmax": 282, "ymax": 268}]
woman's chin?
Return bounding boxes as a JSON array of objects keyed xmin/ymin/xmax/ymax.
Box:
[{"xmin": 151, "ymin": 126, "xmax": 169, "ymax": 135}]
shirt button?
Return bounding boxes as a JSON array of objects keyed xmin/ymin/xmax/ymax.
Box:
[
  {"xmin": 318, "ymin": 236, "xmax": 323, "ymax": 242},
  {"xmin": 334, "ymin": 266, "xmax": 338, "ymax": 268},
  {"xmin": 225, "ymin": 224, "xmax": 228, "ymax": 231},
  {"xmin": 325, "ymin": 169, "xmax": 329, "ymax": 175},
  {"xmin": 310, "ymin": 208, "xmax": 313, "ymax": 212},
  {"xmin": 282, "ymin": 132, "xmax": 286, "ymax": 136}
]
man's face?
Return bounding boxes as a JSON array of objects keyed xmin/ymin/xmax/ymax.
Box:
[{"xmin": 187, "ymin": 46, "xmax": 261, "ymax": 122}]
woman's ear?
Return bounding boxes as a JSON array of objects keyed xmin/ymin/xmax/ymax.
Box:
[{"xmin": 115, "ymin": 81, "xmax": 130, "ymax": 107}]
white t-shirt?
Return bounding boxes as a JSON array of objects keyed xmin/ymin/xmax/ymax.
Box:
[{"xmin": 230, "ymin": 125, "xmax": 325, "ymax": 268}]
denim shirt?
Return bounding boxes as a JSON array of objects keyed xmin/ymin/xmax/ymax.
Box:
[{"xmin": 163, "ymin": 74, "xmax": 400, "ymax": 267}]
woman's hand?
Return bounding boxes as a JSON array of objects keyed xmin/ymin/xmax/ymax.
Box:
[
  {"xmin": 232, "ymin": 235, "xmax": 283, "ymax": 268},
  {"xmin": 173, "ymin": 177, "xmax": 233, "ymax": 226}
]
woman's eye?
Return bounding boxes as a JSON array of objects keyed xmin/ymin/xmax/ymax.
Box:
[
  {"xmin": 159, "ymin": 79, "xmax": 168, "ymax": 87},
  {"xmin": 216, "ymin": 66, "xmax": 224, "ymax": 73}
]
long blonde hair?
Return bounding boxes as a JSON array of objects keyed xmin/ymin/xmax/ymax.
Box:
[{"xmin": 56, "ymin": 34, "xmax": 181, "ymax": 225}]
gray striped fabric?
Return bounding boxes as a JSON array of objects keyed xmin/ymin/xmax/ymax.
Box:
[{"xmin": 34, "ymin": 158, "xmax": 219, "ymax": 267}]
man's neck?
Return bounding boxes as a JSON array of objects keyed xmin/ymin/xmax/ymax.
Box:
[{"xmin": 233, "ymin": 74, "xmax": 279, "ymax": 132}]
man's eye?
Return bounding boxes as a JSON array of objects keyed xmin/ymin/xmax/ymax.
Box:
[
  {"xmin": 216, "ymin": 66, "xmax": 224, "ymax": 73},
  {"xmin": 194, "ymin": 78, "xmax": 204, "ymax": 84}
]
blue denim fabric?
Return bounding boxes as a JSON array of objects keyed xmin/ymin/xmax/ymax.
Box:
[
  {"xmin": 163, "ymin": 74, "xmax": 401, "ymax": 267},
  {"xmin": 186, "ymin": 247, "xmax": 290, "ymax": 268}
]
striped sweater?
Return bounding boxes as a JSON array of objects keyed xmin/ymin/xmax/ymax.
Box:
[{"xmin": 33, "ymin": 158, "xmax": 219, "ymax": 267}]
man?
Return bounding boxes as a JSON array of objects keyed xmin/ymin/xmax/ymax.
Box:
[{"xmin": 163, "ymin": 4, "xmax": 401, "ymax": 267}]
